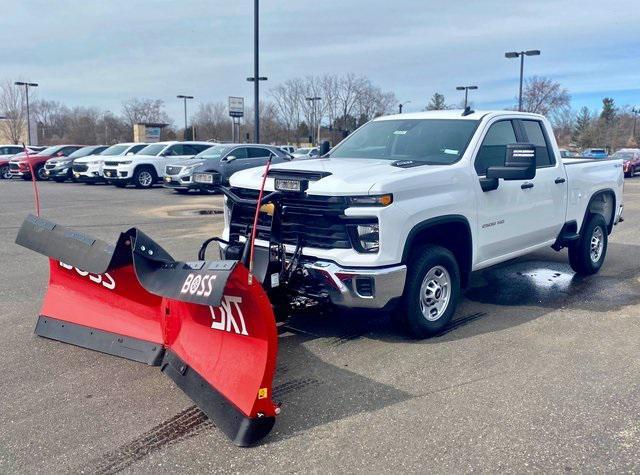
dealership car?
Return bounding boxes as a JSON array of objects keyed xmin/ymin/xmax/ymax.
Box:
[
  {"xmin": 44, "ymin": 145, "xmax": 108, "ymax": 182},
  {"xmin": 279, "ymin": 145, "xmax": 296, "ymax": 154},
  {"xmin": 291, "ymin": 147, "xmax": 320, "ymax": 159},
  {"xmin": 611, "ymin": 148, "xmax": 640, "ymax": 177},
  {"xmin": 169, "ymin": 144, "xmax": 293, "ymax": 193},
  {"xmin": 581, "ymin": 148, "xmax": 608, "ymax": 159},
  {"xmin": 73, "ymin": 142, "xmax": 148, "ymax": 183},
  {"xmin": 102, "ymin": 141, "xmax": 213, "ymax": 188},
  {"xmin": 9, "ymin": 145, "xmax": 84, "ymax": 180},
  {"xmin": 0, "ymin": 145, "xmax": 30, "ymax": 179}
]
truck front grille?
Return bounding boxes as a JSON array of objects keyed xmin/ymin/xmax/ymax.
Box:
[
  {"xmin": 73, "ymin": 164, "xmax": 88, "ymax": 172},
  {"xmin": 104, "ymin": 161, "xmax": 120, "ymax": 167},
  {"xmin": 228, "ymin": 187, "xmax": 374, "ymax": 250},
  {"xmin": 9, "ymin": 163, "xmax": 20, "ymax": 171}
]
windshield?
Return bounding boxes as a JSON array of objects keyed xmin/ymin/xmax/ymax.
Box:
[
  {"xmin": 330, "ymin": 119, "xmax": 480, "ymax": 164},
  {"xmin": 137, "ymin": 143, "xmax": 167, "ymax": 156},
  {"xmin": 38, "ymin": 145, "xmax": 64, "ymax": 156},
  {"xmin": 68, "ymin": 146, "xmax": 99, "ymax": 159},
  {"xmin": 194, "ymin": 145, "xmax": 233, "ymax": 159},
  {"xmin": 100, "ymin": 144, "xmax": 129, "ymax": 156},
  {"xmin": 612, "ymin": 151, "xmax": 634, "ymax": 159}
]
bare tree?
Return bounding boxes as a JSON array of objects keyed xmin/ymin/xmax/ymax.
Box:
[
  {"xmin": 269, "ymin": 78, "xmax": 304, "ymax": 144},
  {"xmin": 121, "ymin": 98, "xmax": 171, "ymax": 127},
  {"xmin": 521, "ymin": 76, "xmax": 570, "ymax": 117},
  {"xmin": 0, "ymin": 80, "xmax": 27, "ymax": 143},
  {"xmin": 191, "ymin": 101, "xmax": 229, "ymax": 141}
]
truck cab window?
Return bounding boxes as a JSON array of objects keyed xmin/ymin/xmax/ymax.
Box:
[
  {"xmin": 474, "ymin": 120, "xmax": 516, "ymax": 176},
  {"xmin": 522, "ymin": 120, "xmax": 554, "ymax": 167}
]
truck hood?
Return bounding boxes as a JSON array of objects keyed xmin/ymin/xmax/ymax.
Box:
[{"xmin": 229, "ymin": 157, "xmax": 446, "ymax": 195}]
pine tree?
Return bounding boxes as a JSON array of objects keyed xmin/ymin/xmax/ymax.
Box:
[{"xmin": 425, "ymin": 93, "xmax": 448, "ymax": 111}]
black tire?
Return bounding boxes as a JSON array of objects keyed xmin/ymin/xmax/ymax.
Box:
[
  {"xmin": 113, "ymin": 181, "xmax": 128, "ymax": 188},
  {"xmin": 394, "ymin": 245, "xmax": 461, "ymax": 338},
  {"xmin": 0, "ymin": 165, "xmax": 10, "ymax": 179},
  {"xmin": 569, "ymin": 214, "xmax": 608, "ymax": 275},
  {"xmin": 35, "ymin": 165, "xmax": 48, "ymax": 181},
  {"xmin": 132, "ymin": 166, "xmax": 156, "ymax": 189}
]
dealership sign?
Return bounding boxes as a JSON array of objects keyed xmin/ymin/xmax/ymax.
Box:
[{"xmin": 229, "ymin": 97, "xmax": 244, "ymax": 118}]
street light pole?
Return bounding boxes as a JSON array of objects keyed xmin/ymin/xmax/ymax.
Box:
[
  {"xmin": 632, "ymin": 107, "xmax": 639, "ymax": 140},
  {"xmin": 398, "ymin": 100, "xmax": 411, "ymax": 114},
  {"xmin": 455, "ymin": 86, "xmax": 478, "ymax": 109},
  {"xmin": 305, "ymin": 96, "xmax": 322, "ymax": 144},
  {"xmin": 505, "ymin": 50, "xmax": 540, "ymax": 111},
  {"xmin": 177, "ymin": 95, "xmax": 194, "ymax": 137},
  {"xmin": 14, "ymin": 81, "xmax": 38, "ymax": 145},
  {"xmin": 245, "ymin": 0, "xmax": 267, "ymax": 143}
]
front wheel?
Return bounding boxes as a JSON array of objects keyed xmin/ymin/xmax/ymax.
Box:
[
  {"xmin": 35, "ymin": 165, "xmax": 48, "ymax": 181},
  {"xmin": 132, "ymin": 167, "xmax": 156, "ymax": 189},
  {"xmin": 394, "ymin": 245, "xmax": 460, "ymax": 338},
  {"xmin": 0, "ymin": 165, "xmax": 10, "ymax": 179},
  {"xmin": 569, "ymin": 214, "xmax": 608, "ymax": 275}
]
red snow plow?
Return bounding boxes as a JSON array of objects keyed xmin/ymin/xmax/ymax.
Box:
[{"xmin": 15, "ymin": 214, "xmax": 279, "ymax": 446}]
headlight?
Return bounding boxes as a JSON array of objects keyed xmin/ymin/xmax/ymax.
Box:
[
  {"xmin": 354, "ymin": 223, "xmax": 379, "ymax": 253},
  {"xmin": 182, "ymin": 165, "xmax": 198, "ymax": 173},
  {"xmin": 96, "ymin": 160, "xmax": 104, "ymax": 166},
  {"xmin": 346, "ymin": 194, "xmax": 393, "ymax": 207}
]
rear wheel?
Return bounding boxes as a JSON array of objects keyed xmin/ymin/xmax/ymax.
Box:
[
  {"xmin": 133, "ymin": 167, "xmax": 156, "ymax": 189},
  {"xmin": 569, "ymin": 214, "xmax": 608, "ymax": 275},
  {"xmin": 394, "ymin": 245, "xmax": 460, "ymax": 338},
  {"xmin": 0, "ymin": 165, "xmax": 10, "ymax": 179}
]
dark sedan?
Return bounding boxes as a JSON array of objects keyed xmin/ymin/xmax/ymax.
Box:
[{"xmin": 163, "ymin": 144, "xmax": 293, "ymax": 194}]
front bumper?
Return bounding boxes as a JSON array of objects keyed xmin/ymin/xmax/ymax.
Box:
[
  {"xmin": 614, "ymin": 203, "xmax": 624, "ymax": 225},
  {"xmin": 44, "ymin": 164, "xmax": 71, "ymax": 178},
  {"xmin": 303, "ymin": 261, "xmax": 406, "ymax": 309},
  {"xmin": 103, "ymin": 167, "xmax": 131, "ymax": 180},
  {"xmin": 163, "ymin": 175, "xmax": 197, "ymax": 190}
]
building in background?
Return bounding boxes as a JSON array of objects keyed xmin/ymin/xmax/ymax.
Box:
[
  {"xmin": 133, "ymin": 122, "xmax": 168, "ymax": 143},
  {"xmin": 0, "ymin": 115, "xmax": 38, "ymax": 145}
]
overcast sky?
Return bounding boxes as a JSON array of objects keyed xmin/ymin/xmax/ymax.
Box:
[{"xmin": 2, "ymin": 0, "xmax": 639, "ymax": 124}]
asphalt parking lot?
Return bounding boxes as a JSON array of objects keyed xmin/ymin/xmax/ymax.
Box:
[{"xmin": 1, "ymin": 179, "xmax": 639, "ymax": 473}]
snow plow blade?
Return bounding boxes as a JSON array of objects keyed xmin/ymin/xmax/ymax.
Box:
[{"xmin": 15, "ymin": 215, "xmax": 278, "ymax": 446}]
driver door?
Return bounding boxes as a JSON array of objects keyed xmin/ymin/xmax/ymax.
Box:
[{"xmin": 473, "ymin": 119, "xmax": 538, "ymax": 266}]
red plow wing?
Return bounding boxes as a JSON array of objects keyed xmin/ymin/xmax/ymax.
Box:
[{"xmin": 16, "ymin": 215, "xmax": 278, "ymax": 446}]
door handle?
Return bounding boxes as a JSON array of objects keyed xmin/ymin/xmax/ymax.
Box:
[
  {"xmin": 554, "ymin": 177, "xmax": 566, "ymax": 184},
  {"xmin": 521, "ymin": 182, "xmax": 534, "ymax": 189}
]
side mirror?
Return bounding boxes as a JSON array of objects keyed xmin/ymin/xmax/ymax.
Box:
[
  {"xmin": 486, "ymin": 143, "xmax": 536, "ymax": 180},
  {"xmin": 225, "ymin": 155, "xmax": 237, "ymax": 162},
  {"xmin": 319, "ymin": 140, "xmax": 331, "ymax": 156}
]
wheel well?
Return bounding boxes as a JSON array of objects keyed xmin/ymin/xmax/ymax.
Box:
[
  {"xmin": 134, "ymin": 164, "xmax": 157, "ymax": 176},
  {"xmin": 584, "ymin": 190, "xmax": 615, "ymax": 234},
  {"xmin": 403, "ymin": 217, "xmax": 473, "ymax": 287}
]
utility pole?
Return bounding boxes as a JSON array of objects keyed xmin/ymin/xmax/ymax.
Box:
[
  {"xmin": 455, "ymin": 86, "xmax": 478, "ymax": 109},
  {"xmin": 177, "ymin": 95, "xmax": 194, "ymax": 138},
  {"xmin": 632, "ymin": 107, "xmax": 639, "ymax": 141},
  {"xmin": 14, "ymin": 81, "xmax": 38, "ymax": 145},
  {"xmin": 505, "ymin": 50, "xmax": 540, "ymax": 111}
]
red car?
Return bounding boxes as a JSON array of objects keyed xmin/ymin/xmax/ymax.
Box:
[
  {"xmin": 9, "ymin": 145, "xmax": 83, "ymax": 180},
  {"xmin": 611, "ymin": 148, "xmax": 640, "ymax": 177}
]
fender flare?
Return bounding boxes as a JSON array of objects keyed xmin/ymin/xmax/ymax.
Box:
[
  {"xmin": 580, "ymin": 188, "xmax": 616, "ymax": 235},
  {"xmin": 401, "ymin": 215, "xmax": 473, "ymax": 282}
]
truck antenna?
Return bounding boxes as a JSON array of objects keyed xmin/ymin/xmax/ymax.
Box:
[{"xmin": 462, "ymin": 106, "xmax": 474, "ymax": 116}]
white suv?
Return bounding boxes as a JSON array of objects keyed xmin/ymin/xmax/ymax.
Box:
[
  {"xmin": 102, "ymin": 141, "xmax": 213, "ymax": 188},
  {"xmin": 73, "ymin": 143, "xmax": 148, "ymax": 183}
]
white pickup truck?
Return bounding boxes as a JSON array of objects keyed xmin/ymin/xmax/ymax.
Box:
[{"xmin": 224, "ymin": 110, "xmax": 624, "ymax": 337}]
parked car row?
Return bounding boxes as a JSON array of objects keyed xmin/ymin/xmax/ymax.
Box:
[{"xmin": 0, "ymin": 141, "xmax": 318, "ymax": 192}]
